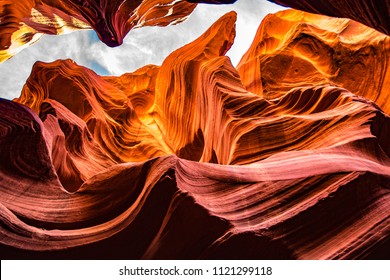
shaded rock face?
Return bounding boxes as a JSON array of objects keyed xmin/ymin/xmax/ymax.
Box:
[
  {"xmin": 188, "ymin": 0, "xmax": 390, "ymax": 35},
  {"xmin": 269, "ymin": 0, "xmax": 390, "ymax": 36},
  {"xmin": 0, "ymin": 8, "xmax": 389, "ymax": 259},
  {"xmin": 0, "ymin": 0, "xmax": 196, "ymax": 61}
]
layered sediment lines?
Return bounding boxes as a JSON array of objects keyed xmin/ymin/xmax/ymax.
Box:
[
  {"xmin": 0, "ymin": 0, "xmax": 196, "ymax": 62},
  {"xmin": 237, "ymin": 10, "xmax": 390, "ymax": 114},
  {"xmin": 1, "ymin": 10, "xmax": 389, "ymax": 259}
]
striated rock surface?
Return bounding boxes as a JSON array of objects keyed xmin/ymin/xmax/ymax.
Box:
[
  {"xmin": 237, "ymin": 9, "xmax": 390, "ymax": 114},
  {"xmin": 0, "ymin": 0, "xmax": 196, "ymax": 62},
  {"xmin": 1, "ymin": 11, "xmax": 389, "ymax": 259}
]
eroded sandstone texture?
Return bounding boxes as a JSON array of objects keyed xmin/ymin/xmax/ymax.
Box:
[
  {"xmin": 0, "ymin": 0, "xmax": 196, "ymax": 62},
  {"xmin": 237, "ymin": 9, "xmax": 390, "ymax": 114},
  {"xmin": 0, "ymin": 8, "xmax": 389, "ymax": 259}
]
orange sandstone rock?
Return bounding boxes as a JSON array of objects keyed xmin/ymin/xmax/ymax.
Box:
[
  {"xmin": 0, "ymin": 0, "xmax": 196, "ymax": 62},
  {"xmin": 0, "ymin": 11, "xmax": 389, "ymax": 259},
  {"xmin": 238, "ymin": 10, "xmax": 390, "ymax": 114}
]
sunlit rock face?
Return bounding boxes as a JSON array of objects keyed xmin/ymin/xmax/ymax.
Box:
[
  {"xmin": 0, "ymin": 0, "xmax": 196, "ymax": 62},
  {"xmin": 237, "ymin": 10, "xmax": 390, "ymax": 114},
  {"xmin": 1, "ymin": 10, "xmax": 389, "ymax": 259}
]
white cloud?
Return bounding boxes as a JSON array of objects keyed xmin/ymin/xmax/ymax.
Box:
[{"xmin": 0, "ymin": 0, "xmax": 285, "ymax": 100}]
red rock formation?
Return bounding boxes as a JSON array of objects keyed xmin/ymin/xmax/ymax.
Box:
[
  {"xmin": 237, "ymin": 10, "xmax": 390, "ymax": 114},
  {"xmin": 0, "ymin": 11, "xmax": 389, "ymax": 259},
  {"xmin": 16, "ymin": 59, "xmax": 169, "ymax": 186},
  {"xmin": 0, "ymin": 0, "xmax": 196, "ymax": 62}
]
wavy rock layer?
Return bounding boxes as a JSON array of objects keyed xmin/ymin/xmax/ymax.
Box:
[
  {"xmin": 0, "ymin": 0, "xmax": 196, "ymax": 62},
  {"xmin": 237, "ymin": 10, "xmax": 390, "ymax": 114},
  {"xmin": 1, "ymin": 11, "xmax": 389, "ymax": 259}
]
